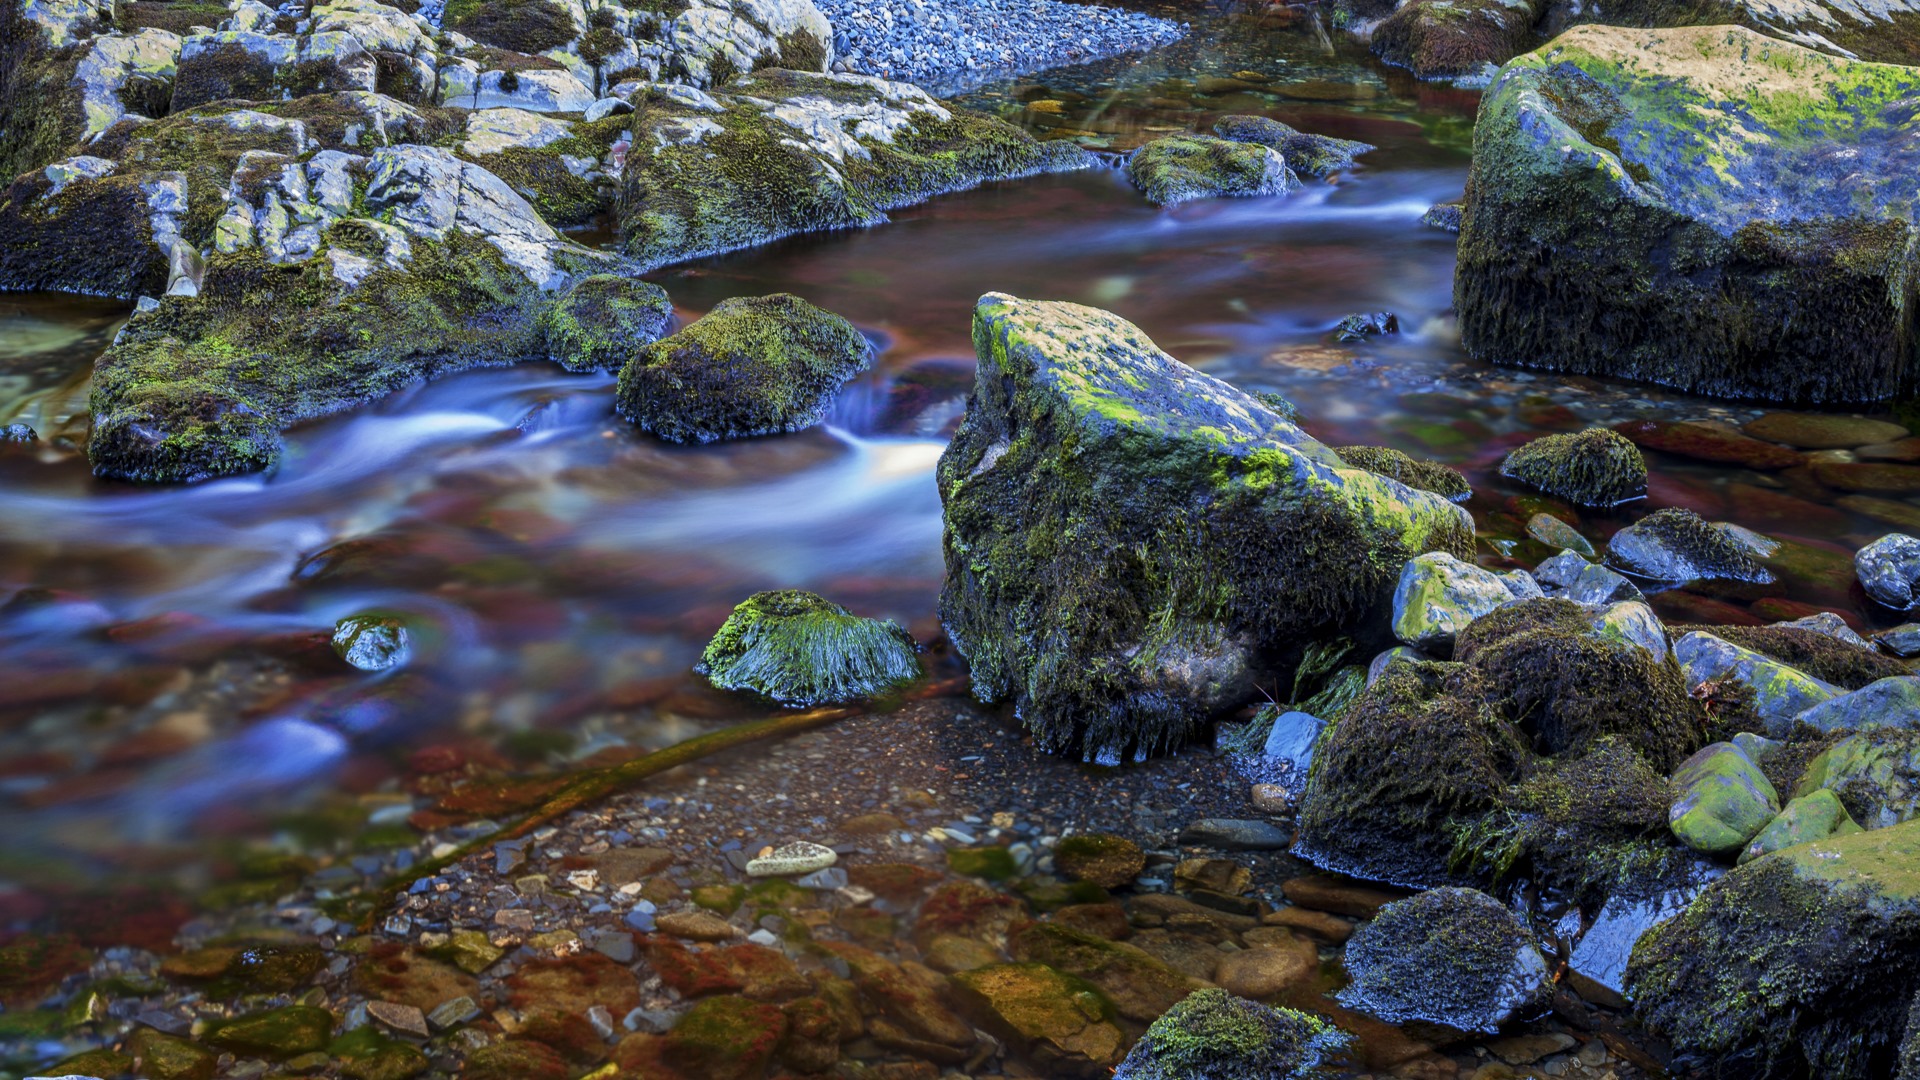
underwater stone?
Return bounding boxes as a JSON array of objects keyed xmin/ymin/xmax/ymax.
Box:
[
  {"xmin": 1339, "ymin": 887, "xmax": 1551, "ymax": 1034},
  {"xmin": 1858, "ymin": 533, "xmax": 1920, "ymax": 612},
  {"xmin": 1667, "ymin": 742, "xmax": 1780, "ymax": 858},
  {"xmin": 1628, "ymin": 818, "xmax": 1920, "ymax": 1079},
  {"xmin": 1525, "ymin": 512, "xmax": 1592, "ymax": 556},
  {"xmin": 1112, "ymin": 988, "xmax": 1348, "ymax": 1080},
  {"xmin": 615, "ymin": 293, "xmax": 872, "ymax": 443},
  {"xmin": 1499, "ymin": 429, "xmax": 1646, "ymax": 507},
  {"xmin": 1126, "ymin": 133, "xmax": 1296, "ymax": 206},
  {"xmin": 951, "ymin": 963, "xmax": 1126, "ymax": 1079},
  {"xmin": 937, "ymin": 293, "xmax": 1473, "ymax": 761},
  {"xmin": 744, "ymin": 841, "xmax": 838, "ymax": 877},
  {"xmin": 695, "ymin": 589, "xmax": 919, "ymax": 707},
  {"xmin": 1457, "ymin": 26, "xmax": 1920, "ymax": 404},
  {"xmin": 331, "ymin": 613, "xmax": 410, "ymax": 671}
]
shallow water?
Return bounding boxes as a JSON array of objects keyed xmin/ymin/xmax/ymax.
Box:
[{"xmin": 0, "ymin": 0, "xmax": 1910, "ymax": 942}]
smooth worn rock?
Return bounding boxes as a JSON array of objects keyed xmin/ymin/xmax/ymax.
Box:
[
  {"xmin": 1795, "ymin": 677, "xmax": 1920, "ymax": 733},
  {"xmin": 1607, "ymin": 508, "xmax": 1773, "ymax": 584},
  {"xmin": 1741, "ymin": 789, "xmax": 1863, "ymax": 864},
  {"xmin": 1126, "ymin": 133, "xmax": 1295, "ymax": 206},
  {"xmin": 1112, "ymin": 988, "xmax": 1348, "ymax": 1080},
  {"xmin": 1668, "ymin": 742, "xmax": 1781, "ymax": 858},
  {"xmin": 616, "ymin": 293, "xmax": 874, "ymax": 443},
  {"xmin": 1628, "ymin": 818, "xmax": 1920, "ymax": 1080},
  {"xmin": 1391, "ymin": 551, "xmax": 1525, "ymax": 654},
  {"xmin": 1260, "ymin": 710, "xmax": 1325, "ymax": 774},
  {"xmin": 1213, "ymin": 114, "xmax": 1372, "ymax": 177},
  {"xmin": 1457, "ymin": 26, "xmax": 1920, "ymax": 404},
  {"xmin": 1499, "ymin": 429, "xmax": 1646, "ymax": 507},
  {"xmin": 1177, "ymin": 819, "xmax": 1292, "ymax": 851},
  {"xmin": 1875, "ymin": 624, "xmax": 1920, "ymax": 658},
  {"xmin": 1212, "ymin": 933, "xmax": 1318, "ymax": 1000},
  {"xmin": 1744, "ymin": 413, "xmax": 1911, "ymax": 450},
  {"xmin": 1674, "ymin": 631, "xmax": 1841, "ymax": 737},
  {"xmin": 695, "ymin": 589, "xmax": 919, "ymax": 707},
  {"xmin": 1859, "ymin": 534, "xmax": 1920, "ymax": 612},
  {"xmin": 937, "ymin": 294, "xmax": 1472, "ymax": 761},
  {"xmin": 745, "ymin": 840, "xmax": 838, "ymax": 877},
  {"xmin": 1053, "ymin": 834, "xmax": 1145, "ymax": 890},
  {"xmin": 1613, "ymin": 419, "xmax": 1803, "ymax": 470},
  {"xmin": 1525, "ymin": 512, "xmax": 1592, "ymax": 556},
  {"xmin": 1532, "ymin": 551, "xmax": 1645, "ymax": 606},
  {"xmin": 1339, "ymin": 887, "xmax": 1551, "ymax": 1034}
]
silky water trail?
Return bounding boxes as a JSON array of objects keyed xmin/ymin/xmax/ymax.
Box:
[{"xmin": 0, "ymin": 0, "xmax": 1899, "ymax": 993}]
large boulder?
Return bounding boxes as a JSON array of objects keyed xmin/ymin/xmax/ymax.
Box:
[
  {"xmin": 936, "ymin": 294, "xmax": 1475, "ymax": 762},
  {"xmin": 1859, "ymin": 533, "xmax": 1920, "ymax": 612},
  {"xmin": 1674, "ymin": 631, "xmax": 1841, "ymax": 737},
  {"xmin": 1212, "ymin": 114, "xmax": 1372, "ymax": 178},
  {"xmin": 618, "ymin": 71, "xmax": 1089, "ymax": 270},
  {"xmin": 1456, "ymin": 26, "xmax": 1920, "ymax": 404},
  {"xmin": 1627, "ymin": 818, "xmax": 1920, "ymax": 1079}
]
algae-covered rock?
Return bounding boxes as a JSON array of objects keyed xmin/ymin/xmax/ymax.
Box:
[
  {"xmin": 658, "ymin": 995, "xmax": 788, "ymax": 1080},
  {"xmin": 204, "ymin": 1004, "xmax": 334, "ymax": 1058},
  {"xmin": 1052, "ymin": 834, "xmax": 1145, "ymax": 890},
  {"xmin": 951, "ymin": 963, "xmax": 1126, "ymax": 1078},
  {"xmin": 1457, "ymin": 26, "xmax": 1920, "ymax": 404},
  {"xmin": 1741, "ymin": 788, "xmax": 1862, "ymax": 864},
  {"xmin": 619, "ymin": 70, "xmax": 1087, "ymax": 269},
  {"xmin": 1126, "ymin": 133, "xmax": 1295, "ymax": 206},
  {"xmin": 1371, "ymin": 0, "xmax": 1541, "ymax": 81},
  {"xmin": 1213, "ymin": 114, "xmax": 1371, "ymax": 177},
  {"xmin": 1499, "ymin": 429, "xmax": 1645, "ymax": 507},
  {"xmin": 1007, "ymin": 922, "xmax": 1205, "ymax": 1023},
  {"xmin": 1390, "ymin": 550, "xmax": 1524, "ymax": 654},
  {"xmin": 1795, "ymin": 729, "xmax": 1920, "ymax": 829},
  {"xmin": 1675, "ymin": 630, "xmax": 1842, "ymax": 737},
  {"xmin": 1332, "ymin": 445, "xmax": 1470, "ymax": 501},
  {"xmin": 544, "ymin": 274, "xmax": 674, "ymax": 373},
  {"xmin": 614, "ymin": 293, "xmax": 872, "ymax": 443},
  {"xmin": 1668, "ymin": 742, "xmax": 1780, "ymax": 858},
  {"xmin": 1112, "ymin": 988, "xmax": 1349, "ymax": 1080},
  {"xmin": 1627, "ymin": 817, "xmax": 1920, "ymax": 1079},
  {"xmin": 1859, "ymin": 533, "xmax": 1920, "ymax": 612},
  {"xmin": 937, "ymin": 294, "xmax": 1474, "ymax": 761},
  {"xmin": 1608, "ymin": 508, "xmax": 1773, "ymax": 584},
  {"xmin": 696, "ymin": 589, "xmax": 919, "ymax": 707},
  {"xmin": 1339, "ymin": 886, "xmax": 1551, "ymax": 1033}
]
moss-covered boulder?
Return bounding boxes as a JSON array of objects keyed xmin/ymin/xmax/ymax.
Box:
[
  {"xmin": 1674, "ymin": 631, "xmax": 1841, "ymax": 737},
  {"xmin": 1608, "ymin": 507, "xmax": 1773, "ymax": 584},
  {"xmin": 951, "ymin": 963, "xmax": 1126, "ymax": 1078},
  {"xmin": 1678, "ymin": 623, "xmax": 1911, "ymax": 691},
  {"xmin": 1668, "ymin": 742, "xmax": 1781, "ymax": 858},
  {"xmin": 618, "ymin": 70, "xmax": 1088, "ymax": 269},
  {"xmin": 543, "ymin": 274, "xmax": 673, "ymax": 372},
  {"xmin": 1795, "ymin": 729, "xmax": 1920, "ymax": 829},
  {"xmin": 1390, "ymin": 551, "xmax": 1529, "ymax": 654},
  {"xmin": 1126, "ymin": 133, "xmax": 1295, "ymax": 207},
  {"xmin": 1113, "ymin": 988, "xmax": 1349, "ymax": 1080},
  {"xmin": 1371, "ymin": 0, "xmax": 1541, "ymax": 81},
  {"xmin": 1457, "ymin": 26, "xmax": 1920, "ymax": 404},
  {"xmin": 1214, "ymin": 114, "xmax": 1372, "ymax": 178},
  {"xmin": 1741, "ymin": 788, "xmax": 1863, "ymax": 864},
  {"xmin": 662, "ymin": 0, "xmax": 834, "ymax": 88},
  {"xmin": 1339, "ymin": 886, "xmax": 1552, "ymax": 1033},
  {"xmin": 443, "ymin": 0, "xmax": 576, "ymax": 54},
  {"xmin": 1627, "ymin": 817, "xmax": 1920, "ymax": 1079},
  {"xmin": 614, "ymin": 292, "xmax": 871, "ymax": 442},
  {"xmin": 1499, "ymin": 428, "xmax": 1646, "ymax": 507},
  {"xmin": 1332, "ymin": 445, "xmax": 1470, "ymax": 501},
  {"xmin": 937, "ymin": 294, "xmax": 1475, "ymax": 761},
  {"xmin": 696, "ymin": 589, "xmax": 919, "ymax": 707}
]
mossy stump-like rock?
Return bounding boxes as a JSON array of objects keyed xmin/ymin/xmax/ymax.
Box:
[
  {"xmin": 1113, "ymin": 988, "xmax": 1349, "ymax": 1080},
  {"xmin": 1125, "ymin": 133, "xmax": 1295, "ymax": 206},
  {"xmin": 1627, "ymin": 817, "xmax": 1920, "ymax": 1079},
  {"xmin": 544, "ymin": 274, "xmax": 673, "ymax": 373},
  {"xmin": 696, "ymin": 589, "xmax": 920, "ymax": 707},
  {"xmin": 615, "ymin": 293, "xmax": 872, "ymax": 443},
  {"xmin": 937, "ymin": 293, "xmax": 1475, "ymax": 762},
  {"xmin": 1457, "ymin": 26, "xmax": 1920, "ymax": 404},
  {"xmin": 1499, "ymin": 428, "xmax": 1646, "ymax": 507}
]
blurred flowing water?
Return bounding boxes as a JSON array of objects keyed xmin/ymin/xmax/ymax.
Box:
[{"xmin": 0, "ymin": 0, "xmax": 1902, "ymax": 894}]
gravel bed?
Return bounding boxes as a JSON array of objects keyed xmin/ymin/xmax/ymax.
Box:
[{"xmin": 819, "ymin": 0, "xmax": 1188, "ymax": 94}]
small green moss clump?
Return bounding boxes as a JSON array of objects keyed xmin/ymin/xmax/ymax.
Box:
[
  {"xmin": 697, "ymin": 589, "xmax": 920, "ymax": 707},
  {"xmin": 1114, "ymin": 987, "xmax": 1349, "ymax": 1080},
  {"xmin": 948, "ymin": 846, "xmax": 1020, "ymax": 881},
  {"xmin": 1334, "ymin": 445, "xmax": 1472, "ymax": 501},
  {"xmin": 615, "ymin": 293, "xmax": 872, "ymax": 443},
  {"xmin": 661, "ymin": 995, "xmax": 789, "ymax": 1080},
  {"xmin": 1454, "ymin": 598, "xmax": 1707, "ymax": 771},
  {"xmin": 445, "ymin": 0, "xmax": 577, "ymax": 52},
  {"xmin": 545, "ymin": 275, "xmax": 674, "ymax": 373},
  {"xmin": 1500, "ymin": 428, "xmax": 1647, "ymax": 507},
  {"xmin": 1126, "ymin": 133, "xmax": 1295, "ymax": 207}
]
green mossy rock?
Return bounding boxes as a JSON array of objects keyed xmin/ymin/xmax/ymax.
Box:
[
  {"xmin": 463, "ymin": 1038, "xmax": 569, "ymax": 1080},
  {"xmin": 1627, "ymin": 817, "xmax": 1920, "ymax": 1079},
  {"xmin": 1008, "ymin": 922, "xmax": 1206, "ymax": 1023},
  {"xmin": 1125, "ymin": 133, "xmax": 1296, "ymax": 206},
  {"xmin": 1457, "ymin": 26, "xmax": 1920, "ymax": 404},
  {"xmin": 1674, "ymin": 623, "xmax": 1909, "ymax": 692},
  {"xmin": 660, "ymin": 995, "xmax": 789, "ymax": 1080},
  {"xmin": 1607, "ymin": 507, "xmax": 1772, "ymax": 584},
  {"xmin": 1391, "ymin": 550, "xmax": 1522, "ymax": 654},
  {"xmin": 951, "ymin": 963, "xmax": 1127, "ymax": 1078},
  {"xmin": 544, "ymin": 274, "xmax": 674, "ymax": 373},
  {"xmin": 1499, "ymin": 429, "xmax": 1646, "ymax": 507},
  {"xmin": 128, "ymin": 1028, "xmax": 217, "ymax": 1080},
  {"xmin": 1795, "ymin": 676, "xmax": 1920, "ymax": 733},
  {"xmin": 618, "ymin": 70, "xmax": 1087, "ymax": 269},
  {"xmin": 1668, "ymin": 741, "xmax": 1781, "ymax": 857},
  {"xmin": 443, "ymin": 0, "xmax": 576, "ymax": 52},
  {"xmin": 203, "ymin": 1004, "xmax": 335, "ymax": 1058},
  {"xmin": 1674, "ymin": 630, "xmax": 1842, "ymax": 737},
  {"xmin": 1333, "ymin": 445, "xmax": 1471, "ymax": 501},
  {"xmin": 614, "ymin": 292, "xmax": 872, "ymax": 443},
  {"xmin": 1052, "ymin": 833, "xmax": 1145, "ymax": 890},
  {"xmin": 696, "ymin": 589, "xmax": 920, "ymax": 707},
  {"xmin": 1339, "ymin": 886, "xmax": 1552, "ymax": 1034},
  {"xmin": 1214, "ymin": 114, "xmax": 1373, "ymax": 178},
  {"xmin": 1741, "ymin": 788, "xmax": 1863, "ymax": 864},
  {"xmin": 1113, "ymin": 988, "xmax": 1348, "ymax": 1080},
  {"xmin": 1795, "ymin": 729, "xmax": 1920, "ymax": 829},
  {"xmin": 947, "ymin": 845, "xmax": 1019, "ymax": 881},
  {"xmin": 1371, "ymin": 0, "xmax": 1541, "ymax": 80},
  {"xmin": 938, "ymin": 294, "xmax": 1474, "ymax": 762}
]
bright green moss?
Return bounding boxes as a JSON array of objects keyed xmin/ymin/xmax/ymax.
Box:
[
  {"xmin": 1334, "ymin": 444, "xmax": 1472, "ymax": 501},
  {"xmin": 1114, "ymin": 987, "xmax": 1348, "ymax": 1080},
  {"xmin": 696, "ymin": 589, "xmax": 921, "ymax": 707}
]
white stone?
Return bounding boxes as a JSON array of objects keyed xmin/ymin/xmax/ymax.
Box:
[
  {"xmin": 463, "ymin": 108, "xmax": 573, "ymax": 155},
  {"xmin": 745, "ymin": 840, "xmax": 838, "ymax": 876}
]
